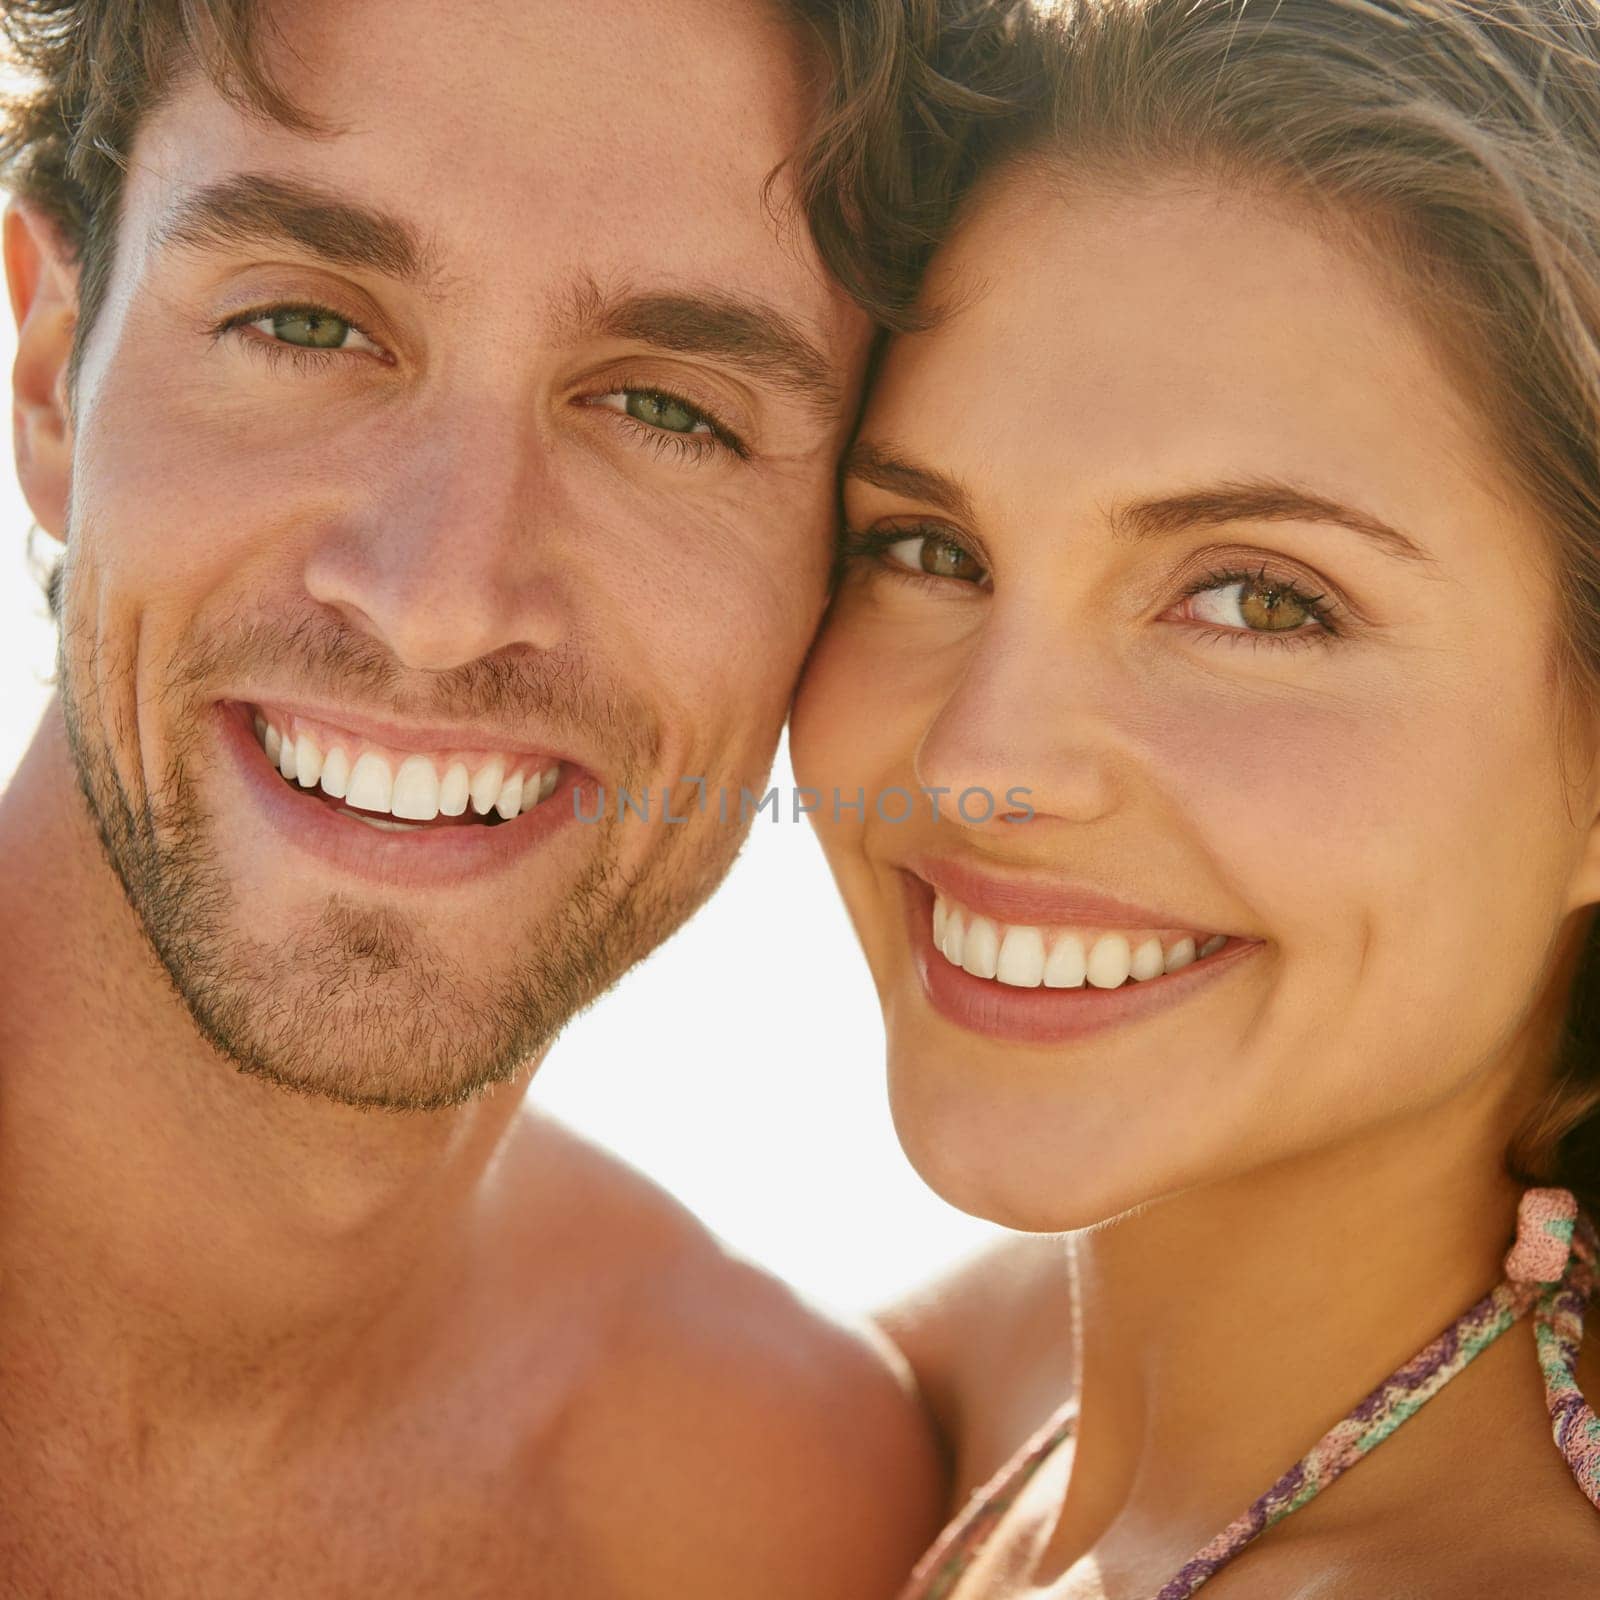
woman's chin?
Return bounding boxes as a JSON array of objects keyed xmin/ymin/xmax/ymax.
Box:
[{"xmin": 885, "ymin": 1070, "xmax": 1181, "ymax": 1234}]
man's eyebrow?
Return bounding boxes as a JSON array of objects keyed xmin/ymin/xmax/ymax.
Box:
[
  {"xmin": 842, "ymin": 442, "xmax": 977, "ymax": 523},
  {"xmin": 566, "ymin": 278, "xmax": 841, "ymax": 419},
  {"xmin": 153, "ymin": 172, "xmax": 442, "ymax": 288},
  {"xmin": 153, "ymin": 197, "xmax": 838, "ymax": 412},
  {"xmin": 1115, "ymin": 478, "xmax": 1439, "ymax": 568}
]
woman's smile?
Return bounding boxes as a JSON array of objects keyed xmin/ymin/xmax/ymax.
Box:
[{"xmin": 899, "ymin": 864, "xmax": 1264, "ymax": 1045}]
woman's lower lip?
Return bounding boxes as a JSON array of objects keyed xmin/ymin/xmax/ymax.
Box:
[
  {"xmin": 898, "ymin": 871, "xmax": 1260, "ymax": 1044},
  {"xmin": 215, "ymin": 699, "xmax": 590, "ymax": 890}
]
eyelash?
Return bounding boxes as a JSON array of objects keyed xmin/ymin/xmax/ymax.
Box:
[
  {"xmin": 838, "ymin": 526, "xmax": 1344, "ymax": 649},
  {"xmin": 210, "ymin": 303, "xmax": 747, "ymax": 463},
  {"xmin": 1176, "ymin": 560, "xmax": 1339, "ymax": 649},
  {"xmin": 837, "ymin": 525, "xmax": 983, "ymax": 592},
  {"xmin": 583, "ymin": 380, "xmax": 748, "ymax": 463},
  {"xmin": 210, "ymin": 301, "xmax": 381, "ymax": 372}
]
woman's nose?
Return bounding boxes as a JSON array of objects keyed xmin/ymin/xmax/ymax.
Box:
[{"xmin": 913, "ymin": 626, "xmax": 1135, "ymax": 833}]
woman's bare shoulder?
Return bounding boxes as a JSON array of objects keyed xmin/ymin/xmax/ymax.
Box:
[
  {"xmin": 1364, "ymin": 1514, "xmax": 1600, "ymax": 1600},
  {"xmin": 873, "ymin": 1233, "xmax": 1077, "ymax": 1505}
]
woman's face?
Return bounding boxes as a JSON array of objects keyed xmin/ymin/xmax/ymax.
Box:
[{"xmin": 790, "ymin": 166, "xmax": 1600, "ymax": 1229}]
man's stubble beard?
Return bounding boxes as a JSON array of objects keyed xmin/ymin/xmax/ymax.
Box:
[{"xmin": 55, "ymin": 603, "xmax": 748, "ymax": 1113}]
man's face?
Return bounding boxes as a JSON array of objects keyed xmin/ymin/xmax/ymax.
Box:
[{"xmin": 42, "ymin": 0, "xmax": 868, "ymax": 1107}]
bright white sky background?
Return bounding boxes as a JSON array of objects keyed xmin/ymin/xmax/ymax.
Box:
[{"xmin": 0, "ymin": 303, "xmax": 1003, "ymax": 1318}]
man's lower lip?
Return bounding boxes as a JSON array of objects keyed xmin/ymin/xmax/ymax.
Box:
[
  {"xmin": 898, "ymin": 871, "xmax": 1259, "ymax": 1044},
  {"xmin": 216, "ymin": 700, "xmax": 589, "ymax": 889}
]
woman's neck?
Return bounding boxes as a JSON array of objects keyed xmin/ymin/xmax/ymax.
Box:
[{"xmin": 1039, "ymin": 1076, "xmax": 1539, "ymax": 1583}]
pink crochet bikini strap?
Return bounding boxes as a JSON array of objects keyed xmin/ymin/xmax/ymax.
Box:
[
  {"xmin": 897, "ymin": 1187, "xmax": 1599, "ymax": 1600},
  {"xmin": 899, "ymin": 1397, "xmax": 1080, "ymax": 1600},
  {"xmin": 1525, "ymin": 1192, "xmax": 1600, "ymax": 1507},
  {"xmin": 1154, "ymin": 1187, "xmax": 1597, "ymax": 1596}
]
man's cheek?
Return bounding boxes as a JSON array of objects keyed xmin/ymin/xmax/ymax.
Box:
[
  {"xmin": 620, "ymin": 514, "xmax": 828, "ymax": 689},
  {"xmin": 73, "ymin": 455, "xmax": 248, "ymax": 616}
]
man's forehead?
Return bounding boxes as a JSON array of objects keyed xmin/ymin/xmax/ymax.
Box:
[
  {"xmin": 125, "ymin": 0, "xmax": 839, "ymax": 311},
  {"xmin": 245, "ymin": 0, "xmax": 821, "ymax": 126}
]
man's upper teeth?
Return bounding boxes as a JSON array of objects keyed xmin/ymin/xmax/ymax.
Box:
[
  {"xmin": 252, "ymin": 709, "xmax": 561, "ymax": 822},
  {"xmin": 931, "ymin": 892, "xmax": 1227, "ymax": 988}
]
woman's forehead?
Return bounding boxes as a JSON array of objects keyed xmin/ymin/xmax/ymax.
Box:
[{"xmin": 861, "ymin": 169, "xmax": 1514, "ymax": 547}]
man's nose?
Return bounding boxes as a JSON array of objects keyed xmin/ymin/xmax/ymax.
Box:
[{"xmin": 301, "ymin": 399, "xmax": 569, "ymax": 672}]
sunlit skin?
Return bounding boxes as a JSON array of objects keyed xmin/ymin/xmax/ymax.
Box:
[
  {"xmin": 794, "ymin": 166, "xmax": 1600, "ymax": 1590},
  {"xmin": 50, "ymin": 9, "xmax": 862, "ymax": 1109},
  {"xmin": 0, "ymin": 0, "xmax": 944, "ymax": 1593}
]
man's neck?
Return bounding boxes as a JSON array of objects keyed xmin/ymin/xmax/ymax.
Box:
[{"xmin": 0, "ymin": 699, "xmax": 533, "ymax": 1435}]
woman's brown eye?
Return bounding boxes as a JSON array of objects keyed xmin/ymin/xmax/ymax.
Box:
[
  {"xmin": 885, "ymin": 533, "xmax": 986, "ymax": 583},
  {"xmin": 1188, "ymin": 575, "xmax": 1318, "ymax": 633},
  {"xmin": 1241, "ymin": 581, "xmax": 1309, "ymax": 631}
]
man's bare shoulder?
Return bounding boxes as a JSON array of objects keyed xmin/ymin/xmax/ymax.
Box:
[
  {"xmin": 482, "ymin": 1110, "xmax": 946, "ymax": 1599},
  {"xmin": 875, "ymin": 1232, "xmax": 1076, "ymax": 1507}
]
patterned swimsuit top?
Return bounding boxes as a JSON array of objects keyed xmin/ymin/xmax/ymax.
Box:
[{"xmin": 898, "ymin": 1187, "xmax": 1600, "ymax": 1600}]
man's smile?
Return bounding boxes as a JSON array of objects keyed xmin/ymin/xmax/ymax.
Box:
[
  {"xmin": 248, "ymin": 702, "xmax": 565, "ymax": 829},
  {"xmin": 215, "ymin": 699, "xmax": 592, "ymax": 887}
]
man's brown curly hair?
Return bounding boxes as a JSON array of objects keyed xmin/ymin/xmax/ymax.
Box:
[{"xmin": 0, "ymin": 0, "xmax": 1035, "ymax": 394}]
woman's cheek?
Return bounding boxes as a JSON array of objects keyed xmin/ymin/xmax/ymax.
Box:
[
  {"xmin": 797, "ymin": 589, "xmax": 976, "ymax": 773},
  {"xmin": 792, "ymin": 633, "xmax": 864, "ymax": 827}
]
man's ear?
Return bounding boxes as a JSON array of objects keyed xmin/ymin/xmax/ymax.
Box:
[{"xmin": 5, "ymin": 199, "xmax": 78, "ymax": 541}]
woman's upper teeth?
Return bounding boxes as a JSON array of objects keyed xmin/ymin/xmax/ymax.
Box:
[
  {"xmin": 932, "ymin": 893, "xmax": 1226, "ymax": 988},
  {"xmin": 252, "ymin": 707, "xmax": 561, "ymax": 823}
]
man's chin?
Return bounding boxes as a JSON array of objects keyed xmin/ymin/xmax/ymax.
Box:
[
  {"xmin": 205, "ymin": 1009, "xmax": 546, "ymax": 1114},
  {"xmin": 108, "ymin": 880, "xmax": 572, "ymax": 1115},
  {"xmin": 64, "ymin": 677, "xmax": 747, "ymax": 1112},
  {"xmin": 155, "ymin": 915, "xmax": 544, "ymax": 1111},
  {"xmin": 65, "ymin": 730, "xmax": 619, "ymax": 1110}
]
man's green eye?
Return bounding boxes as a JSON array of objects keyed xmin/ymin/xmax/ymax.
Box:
[
  {"xmin": 584, "ymin": 386, "xmax": 739, "ymax": 457},
  {"xmin": 623, "ymin": 391, "xmax": 709, "ymax": 434},
  {"xmin": 231, "ymin": 305, "xmax": 385, "ymax": 361},
  {"xmin": 268, "ymin": 309, "xmax": 352, "ymax": 349}
]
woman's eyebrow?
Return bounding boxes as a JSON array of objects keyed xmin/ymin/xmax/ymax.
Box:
[
  {"xmin": 843, "ymin": 449, "xmax": 1442, "ymax": 575},
  {"xmin": 1113, "ymin": 478, "xmax": 1440, "ymax": 569},
  {"xmin": 843, "ymin": 442, "xmax": 977, "ymax": 523}
]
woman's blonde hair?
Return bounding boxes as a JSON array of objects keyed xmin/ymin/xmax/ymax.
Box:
[{"xmin": 934, "ymin": 0, "xmax": 1600, "ymax": 1209}]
